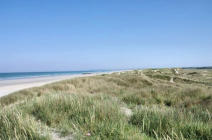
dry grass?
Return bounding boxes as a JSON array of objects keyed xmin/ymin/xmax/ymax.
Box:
[{"xmin": 0, "ymin": 68, "xmax": 212, "ymax": 139}]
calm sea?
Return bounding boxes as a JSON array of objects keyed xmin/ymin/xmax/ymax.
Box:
[{"xmin": 0, "ymin": 70, "xmax": 108, "ymax": 80}]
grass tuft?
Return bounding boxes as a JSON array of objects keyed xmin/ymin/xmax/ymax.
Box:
[{"xmin": 0, "ymin": 68, "xmax": 212, "ymax": 139}]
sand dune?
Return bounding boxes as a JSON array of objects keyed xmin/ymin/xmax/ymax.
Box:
[{"xmin": 0, "ymin": 72, "xmax": 111, "ymax": 97}]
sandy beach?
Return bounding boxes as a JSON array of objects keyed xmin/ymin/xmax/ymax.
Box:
[{"xmin": 0, "ymin": 72, "xmax": 113, "ymax": 98}]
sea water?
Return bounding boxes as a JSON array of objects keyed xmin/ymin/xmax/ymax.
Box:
[{"xmin": 0, "ymin": 70, "xmax": 109, "ymax": 80}]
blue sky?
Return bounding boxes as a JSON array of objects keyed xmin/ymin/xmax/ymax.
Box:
[{"xmin": 0, "ymin": 0, "xmax": 211, "ymax": 72}]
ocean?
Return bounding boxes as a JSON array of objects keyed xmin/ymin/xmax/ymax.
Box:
[{"xmin": 0, "ymin": 70, "xmax": 108, "ymax": 80}]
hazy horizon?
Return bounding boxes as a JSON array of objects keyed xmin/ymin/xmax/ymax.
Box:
[
  {"xmin": 1, "ymin": 0, "xmax": 211, "ymax": 72},
  {"xmin": 1, "ymin": 66, "xmax": 212, "ymax": 73}
]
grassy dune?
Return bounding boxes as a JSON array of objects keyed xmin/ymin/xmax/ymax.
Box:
[{"xmin": 0, "ymin": 69, "xmax": 212, "ymax": 140}]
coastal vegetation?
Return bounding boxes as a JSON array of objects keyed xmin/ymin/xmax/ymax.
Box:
[{"xmin": 0, "ymin": 68, "xmax": 212, "ymax": 140}]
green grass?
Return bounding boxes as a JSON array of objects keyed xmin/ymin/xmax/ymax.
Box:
[
  {"xmin": 130, "ymin": 106, "xmax": 211, "ymax": 140},
  {"xmin": 20, "ymin": 93, "xmax": 148, "ymax": 139},
  {"xmin": 0, "ymin": 68, "xmax": 212, "ymax": 139},
  {"xmin": 0, "ymin": 108, "xmax": 48, "ymax": 140}
]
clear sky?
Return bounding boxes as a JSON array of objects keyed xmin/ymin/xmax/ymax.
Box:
[{"xmin": 0, "ymin": 0, "xmax": 211, "ymax": 72}]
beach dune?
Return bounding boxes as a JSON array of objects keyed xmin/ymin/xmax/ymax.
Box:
[{"xmin": 0, "ymin": 73, "xmax": 107, "ymax": 97}]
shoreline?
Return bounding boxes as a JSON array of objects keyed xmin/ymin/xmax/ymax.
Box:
[{"xmin": 0, "ymin": 71, "xmax": 119, "ymax": 98}]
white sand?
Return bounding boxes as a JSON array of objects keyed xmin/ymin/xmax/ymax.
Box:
[{"xmin": 0, "ymin": 72, "xmax": 113, "ymax": 98}]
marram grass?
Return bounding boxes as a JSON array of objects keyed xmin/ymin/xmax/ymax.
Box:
[{"xmin": 0, "ymin": 68, "xmax": 211, "ymax": 139}]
